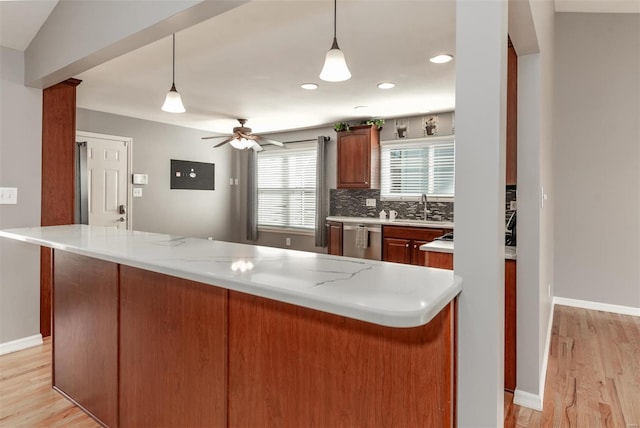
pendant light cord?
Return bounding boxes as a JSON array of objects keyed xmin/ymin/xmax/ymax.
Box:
[
  {"xmin": 333, "ymin": 0, "xmax": 337, "ymax": 39},
  {"xmin": 172, "ymin": 33, "xmax": 176, "ymax": 84}
]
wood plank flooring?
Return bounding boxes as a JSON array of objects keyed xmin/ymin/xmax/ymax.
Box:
[
  {"xmin": 0, "ymin": 337, "xmax": 99, "ymax": 427},
  {"xmin": 505, "ymin": 305, "xmax": 640, "ymax": 428},
  {"xmin": 1, "ymin": 305, "xmax": 638, "ymax": 427}
]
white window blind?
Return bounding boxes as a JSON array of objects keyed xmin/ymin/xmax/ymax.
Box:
[
  {"xmin": 381, "ymin": 137, "xmax": 455, "ymax": 199},
  {"xmin": 257, "ymin": 145, "xmax": 317, "ymax": 229}
]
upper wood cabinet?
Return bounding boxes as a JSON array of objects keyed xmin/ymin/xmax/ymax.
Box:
[
  {"xmin": 506, "ymin": 40, "xmax": 518, "ymax": 185},
  {"xmin": 336, "ymin": 125, "xmax": 380, "ymax": 189}
]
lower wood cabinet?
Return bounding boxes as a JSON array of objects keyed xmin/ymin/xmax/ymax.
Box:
[
  {"xmin": 424, "ymin": 251, "xmax": 517, "ymax": 391},
  {"xmin": 382, "ymin": 226, "xmax": 449, "ymax": 266},
  {"xmin": 327, "ymin": 221, "xmax": 343, "ymax": 256}
]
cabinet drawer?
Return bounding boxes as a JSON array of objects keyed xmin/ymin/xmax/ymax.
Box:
[{"xmin": 383, "ymin": 226, "xmax": 446, "ymax": 241}]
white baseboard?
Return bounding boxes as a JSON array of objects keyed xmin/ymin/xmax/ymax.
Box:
[
  {"xmin": 0, "ymin": 334, "xmax": 43, "ymax": 356},
  {"xmin": 513, "ymin": 389, "xmax": 543, "ymax": 411},
  {"xmin": 513, "ymin": 300, "xmax": 555, "ymax": 412},
  {"xmin": 553, "ymin": 296, "xmax": 640, "ymax": 317}
]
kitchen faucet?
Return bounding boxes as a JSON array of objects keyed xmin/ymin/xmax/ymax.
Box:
[{"xmin": 421, "ymin": 193, "xmax": 430, "ymax": 221}]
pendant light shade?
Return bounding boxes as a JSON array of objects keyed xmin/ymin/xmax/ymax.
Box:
[
  {"xmin": 162, "ymin": 34, "xmax": 186, "ymax": 113},
  {"xmin": 319, "ymin": 0, "xmax": 351, "ymax": 82}
]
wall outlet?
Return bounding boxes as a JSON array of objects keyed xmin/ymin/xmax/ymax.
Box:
[
  {"xmin": 366, "ymin": 198, "xmax": 376, "ymax": 207},
  {"xmin": 285, "ymin": 237, "xmax": 291, "ymax": 247},
  {"xmin": 510, "ymin": 200, "xmax": 517, "ymax": 210},
  {"xmin": 0, "ymin": 187, "xmax": 17, "ymax": 204},
  {"xmin": 133, "ymin": 187, "xmax": 143, "ymax": 197},
  {"xmin": 229, "ymin": 178, "xmax": 234, "ymax": 185}
]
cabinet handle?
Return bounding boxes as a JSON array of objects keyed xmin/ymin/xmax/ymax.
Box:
[
  {"xmin": 405, "ymin": 244, "xmax": 409, "ymax": 248},
  {"xmin": 413, "ymin": 244, "xmax": 417, "ymax": 249}
]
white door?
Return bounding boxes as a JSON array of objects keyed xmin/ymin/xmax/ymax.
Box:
[{"xmin": 81, "ymin": 134, "xmax": 130, "ymax": 229}]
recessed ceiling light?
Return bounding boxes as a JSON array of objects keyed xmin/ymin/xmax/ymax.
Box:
[
  {"xmin": 429, "ymin": 54, "xmax": 453, "ymax": 64},
  {"xmin": 354, "ymin": 105, "xmax": 368, "ymax": 110},
  {"xmin": 301, "ymin": 83, "xmax": 319, "ymax": 90},
  {"xmin": 377, "ymin": 82, "xmax": 395, "ymax": 89}
]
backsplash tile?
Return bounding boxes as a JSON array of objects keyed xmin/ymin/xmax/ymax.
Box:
[
  {"xmin": 330, "ymin": 189, "xmax": 455, "ymax": 222},
  {"xmin": 330, "ymin": 185, "xmax": 517, "ymax": 224}
]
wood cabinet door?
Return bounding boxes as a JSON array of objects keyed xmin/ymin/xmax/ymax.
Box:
[
  {"xmin": 327, "ymin": 222, "xmax": 343, "ymax": 256},
  {"xmin": 412, "ymin": 240, "xmax": 430, "ymax": 266},
  {"xmin": 383, "ymin": 237, "xmax": 412, "ymax": 264},
  {"xmin": 337, "ymin": 129, "xmax": 370, "ymax": 188},
  {"xmin": 504, "ymin": 260, "xmax": 517, "ymax": 391},
  {"xmin": 425, "ymin": 251, "xmax": 454, "ymax": 270}
]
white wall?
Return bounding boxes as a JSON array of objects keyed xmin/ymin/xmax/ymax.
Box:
[
  {"xmin": 553, "ymin": 13, "xmax": 640, "ymax": 308},
  {"xmin": 510, "ymin": 0, "xmax": 556, "ymax": 408},
  {"xmin": 455, "ymin": 1, "xmax": 507, "ymax": 425},
  {"xmin": 76, "ymin": 108, "xmax": 234, "ymax": 240},
  {"xmin": 0, "ymin": 47, "xmax": 42, "ymax": 344}
]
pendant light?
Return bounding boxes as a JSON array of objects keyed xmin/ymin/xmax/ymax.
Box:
[
  {"xmin": 162, "ymin": 33, "xmax": 186, "ymax": 113},
  {"xmin": 319, "ymin": 0, "xmax": 351, "ymax": 82}
]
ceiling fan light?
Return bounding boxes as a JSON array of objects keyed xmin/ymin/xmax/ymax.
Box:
[
  {"xmin": 162, "ymin": 84, "xmax": 186, "ymax": 113},
  {"xmin": 229, "ymin": 137, "xmax": 254, "ymax": 150},
  {"xmin": 319, "ymin": 45, "xmax": 351, "ymax": 82}
]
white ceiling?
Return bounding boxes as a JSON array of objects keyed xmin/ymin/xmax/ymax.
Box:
[
  {"xmin": 75, "ymin": 1, "xmax": 457, "ymax": 135},
  {"xmin": 2, "ymin": 0, "xmax": 637, "ymax": 135}
]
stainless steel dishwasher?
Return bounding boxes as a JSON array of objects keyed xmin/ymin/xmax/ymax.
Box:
[{"xmin": 342, "ymin": 224, "xmax": 382, "ymax": 260}]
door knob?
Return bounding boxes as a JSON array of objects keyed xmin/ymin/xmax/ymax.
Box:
[
  {"xmin": 119, "ymin": 205, "xmax": 127, "ymax": 214},
  {"xmin": 117, "ymin": 217, "xmax": 126, "ymax": 222}
]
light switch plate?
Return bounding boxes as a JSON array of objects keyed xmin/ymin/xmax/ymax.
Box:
[
  {"xmin": 509, "ymin": 201, "xmax": 517, "ymax": 210},
  {"xmin": 133, "ymin": 187, "xmax": 143, "ymax": 197},
  {"xmin": 0, "ymin": 187, "xmax": 17, "ymax": 204},
  {"xmin": 132, "ymin": 174, "xmax": 148, "ymax": 185}
]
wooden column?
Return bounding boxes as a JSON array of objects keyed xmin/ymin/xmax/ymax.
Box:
[{"xmin": 40, "ymin": 78, "xmax": 81, "ymax": 337}]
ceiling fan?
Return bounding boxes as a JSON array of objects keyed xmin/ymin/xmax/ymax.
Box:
[{"xmin": 201, "ymin": 119, "xmax": 284, "ymax": 151}]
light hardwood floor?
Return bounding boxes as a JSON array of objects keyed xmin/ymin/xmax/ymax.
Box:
[
  {"xmin": 505, "ymin": 305, "xmax": 640, "ymax": 428},
  {"xmin": 1, "ymin": 306, "xmax": 638, "ymax": 427},
  {"xmin": 0, "ymin": 337, "xmax": 99, "ymax": 427}
]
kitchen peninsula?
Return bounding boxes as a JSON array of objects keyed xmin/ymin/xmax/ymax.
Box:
[{"xmin": 0, "ymin": 225, "xmax": 462, "ymax": 427}]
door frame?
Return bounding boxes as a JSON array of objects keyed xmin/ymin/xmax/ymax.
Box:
[{"xmin": 76, "ymin": 131, "xmax": 133, "ymax": 230}]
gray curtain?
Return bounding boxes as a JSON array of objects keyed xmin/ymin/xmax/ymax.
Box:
[
  {"xmin": 315, "ymin": 136, "xmax": 329, "ymax": 247},
  {"xmin": 246, "ymin": 150, "xmax": 258, "ymax": 241}
]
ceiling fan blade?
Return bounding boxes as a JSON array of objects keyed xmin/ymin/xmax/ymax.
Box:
[
  {"xmin": 239, "ymin": 132, "xmax": 258, "ymax": 140},
  {"xmin": 251, "ymin": 143, "xmax": 264, "ymax": 152},
  {"xmin": 201, "ymin": 135, "xmax": 226, "ymax": 140},
  {"xmin": 256, "ymin": 136, "xmax": 284, "ymax": 147},
  {"xmin": 213, "ymin": 136, "xmax": 234, "ymax": 148}
]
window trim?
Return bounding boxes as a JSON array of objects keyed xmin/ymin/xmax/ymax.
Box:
[{"xmin": 256, "ymin": 142, "xmax": 318, "ymax": 231}]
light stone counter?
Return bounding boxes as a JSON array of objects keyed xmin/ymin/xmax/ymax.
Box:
[
  {"xmin": 326, "ymin": 216, "xmax": 454, "ymax": 229},
  {"xmin": 420, "ymin": 240, "xmax": 517, "ymax": 260},
  {"xmin": 0, "ymin": 225, "xmax": 462, "ymax": 328}
]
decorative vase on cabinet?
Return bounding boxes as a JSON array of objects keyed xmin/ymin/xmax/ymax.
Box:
[{"xmin": 336, "ymin": 125, "xmax": 380, "ymax": 189}]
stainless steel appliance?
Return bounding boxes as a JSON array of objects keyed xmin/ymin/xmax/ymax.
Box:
[{"xmin": 342, "ymin": 224, "xmax": 382, "ymax": 260}]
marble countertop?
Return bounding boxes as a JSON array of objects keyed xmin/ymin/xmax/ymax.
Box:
[
  {"xmin": 0, "ymin": 225, "xmax": 462, "ymax": 328},
  {"xmin": 420, "ymin": 240, "xmax": 517, "ymax": 260},
  {"xmin": 326, "ymin": 216, "xmax": 454, "ymax": 230}
]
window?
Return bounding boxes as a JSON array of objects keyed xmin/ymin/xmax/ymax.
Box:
[
  {"xmin": 381, "ymin": 136, "xmax": 455, "ymax": 199},
  {"xmin": 257, "ymin": 145, "xmax": 317, "ymax": 229}
]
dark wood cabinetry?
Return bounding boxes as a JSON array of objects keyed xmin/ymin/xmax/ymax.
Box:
[
  {"xmin": 53, "ymin": 251, "xmax": 118, "ymax": 427},
  {"xmin": 424, "ymin": 251, "xmax": 517, "ymax": 391},
  {"xmin": 336, "ymin": 125, "xmax": 380, "ymax": 189},
  {"xmin": 327, "ymin": 221, "xmax": 343, "ymax": 256},
  {"xmin": 382, "ymin": 226, "xmax": 448, "ymax": 265},
  {"xmin": 506, "ymin": 40, "xmax": 518, "ymax": 185}
]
